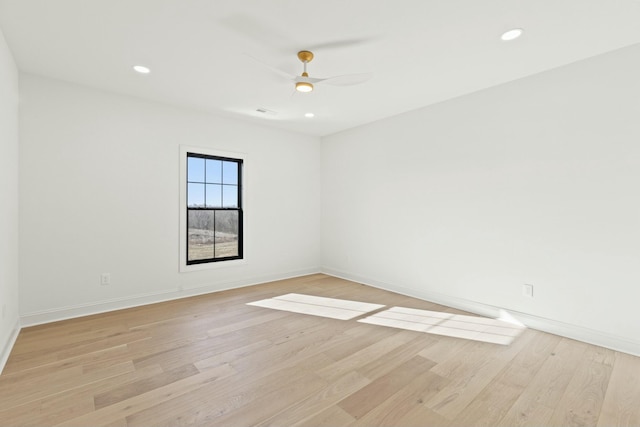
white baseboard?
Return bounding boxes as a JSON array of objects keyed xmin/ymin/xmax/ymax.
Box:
[
  {"xmin": 15, "ymin": 267, "xmax": 639, "ymax": 361},
  {"xmin": 20, "ymin": 268, "xmax": 320, "ymax": 327},
  {"xmin": 0, "ymin": 318, "xmax": 21, "ymax": 375},
  {"xmin": 321, "ymin": 267, "xmax": 640, "ymax": 357}
]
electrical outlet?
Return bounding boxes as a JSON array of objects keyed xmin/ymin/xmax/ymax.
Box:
[
  {"xmin": 522, "ymin": 284, "xmax": 534, "ymax": 298},
  {"xmin": 100, "ymin": 273, "xmax": 111, "ymax": 286}
]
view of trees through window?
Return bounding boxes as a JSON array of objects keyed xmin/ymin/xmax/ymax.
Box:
[{"xmin": 186, "ymin": 153, "xmax": 242, "ymax": 263}]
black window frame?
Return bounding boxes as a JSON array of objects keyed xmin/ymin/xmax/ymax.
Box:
[{"xmin": 186, "ymin": 152, "xmax": 243, "ymax": 264}]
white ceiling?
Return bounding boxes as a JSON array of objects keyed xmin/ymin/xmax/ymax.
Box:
[{"xmin": 2, "ymin": 0, "xmax": 640, "ymax": 137}]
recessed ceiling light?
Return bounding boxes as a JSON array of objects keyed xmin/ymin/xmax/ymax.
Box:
[
  {"xmin": 133, "ymin": 65, "xmax": 151, "ymax": 74},
  {"xmin": 304, "ymin": 112, "xmax": 315, "ymax": 118},
  {"xmin": 501, "ymin": 28, "xmax": 523, "ymax": 41}
]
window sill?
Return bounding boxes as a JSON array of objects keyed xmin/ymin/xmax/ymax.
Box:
[{"xmin": 179, "ymin": 258, "xmax": 246, "ymax": 273}]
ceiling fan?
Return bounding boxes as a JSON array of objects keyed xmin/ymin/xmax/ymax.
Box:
[{"xmin": 254, "ymin": 50, "xmax": 373, "ymax": 93}]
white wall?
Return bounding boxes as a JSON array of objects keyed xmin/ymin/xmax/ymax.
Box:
[
  {"xmin": 0, "ymin": 27, "xmax": 20, "ymax": 369},
  {"xmin": 322, "ymin": 43, "xmax": 640, "ymax": 352},
  {"xmin": 19, "ymin": 74, "xmax": 321, "ymax": 322},
  {"xmin": 12, "ymin": 41, "xmax": 640, "ymax": 356}
]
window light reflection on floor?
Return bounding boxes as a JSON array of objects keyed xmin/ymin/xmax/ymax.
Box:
[
  {"xmin": 247, "ymin": 294, "xmax": 527, "ymax": 345},
  {"xmin": 247, "ymin": 293, "xmax": 384, "ymax": 320},
  {"xmin": 358, "ymin": 306, "xmax": 526, "ymax": 345}
]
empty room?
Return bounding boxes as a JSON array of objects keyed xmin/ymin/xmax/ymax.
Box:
[{"xmin": 1, "ymin": 1, "xmax": 640, "ymax": 426}]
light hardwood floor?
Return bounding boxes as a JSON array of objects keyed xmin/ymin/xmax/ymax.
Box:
[{"xmin": 1, "ymin": 274, "xmax": 639, "ymax": 426}]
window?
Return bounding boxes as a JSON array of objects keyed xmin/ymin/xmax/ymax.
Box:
[{"xmin": 186, "ymin": 152, "xmax": 243, "ymax": 264}]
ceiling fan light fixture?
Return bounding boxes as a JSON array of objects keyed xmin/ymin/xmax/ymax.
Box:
[{"xmin": 296, "ymin": 81, "xmax": 313, "ymax": 92}]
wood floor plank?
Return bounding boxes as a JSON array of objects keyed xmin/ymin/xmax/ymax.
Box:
[
  {"xmin": 123, "ymin": 352, "xmax": 334, "ymax": 427},
  {"xmin": 0, "ymin": 274, "xmax": 637, "ymax": 426},
  {"xmin": 293, "ymin": 405, "xmax": 356, "ymax": 427},
  {"xmin": 547, "ymin": 348, "xmax": 613, "ymax": 427},
  {"xmin": 201, "ymin": 371, "xmax": 328, "ymax": 427},
  {"xmin": 126, "ymin": 360, "xmax": 329, "ymax": 427},
  {"xmin": 55, "ymin": 363, "xmax": 236, "ymax": 427},
  {"xmin": 355, "ymin": 333, "xmax": 437, "ymax": 380},
  {"xmin": 101, "ymin": 419, "xmax": 128, "ymax": 427},
  {"xmin": 392, "ymin": 404, "xmax": 452, "ymax": 427},
  {"xmin": 496, "ymin": 338, "xmax": 589, "ymax": 426},
  {"xmin": 0, "ymin": 361, "xmax": 135, "ymax": 409},
  {"xmin": 597, "ymin": 351, "xmax": 640, "ymax": 427},
  {"xmin": 418, "ymin": 334, "xmax": 472, "ymax": 363},
  {"xmin": 425, "ymin": 328, "xmax": 535, "ymax": 419},
  {"xmin": 337, "ymin": 355, "xmax": 435, "ymax": 419},
  {"xmin": 0, "ymin": 388, "xmax": 95, "ymax": 427},
  {"xmin": 348, "ymin": 369, "xmax": 451, "ymax": 427},
  {"xmin": 0, "ymin": 363, "xmax": 166, "ymax": 426},
  {"xmin": 256, "ymin": 370, "xmax": 371, "ymax": 427},
  {"xmin": 226, "ymin": 324, "xmax": 349, "ymax": 380},
  {"xmin": 316, "ymin": 329, "xmax": 418, "ymax": 383},
  {"xmin": 193, "ymin": 339, "xmax": 272, "ymax": 371},
  {"xmin": 451, "ymin": 330, "xmax": 562, "ymax": 427},
  {"xmin": 319, "ymin": 323, "xmax": 396, "ymax": 362},
  {"xmin": 3, "ymin": 329, "xmax": 150, "ymax": 374},
  {"xmin": 93, "ymin": 363, "xmax": 200, "ymax": 409}
]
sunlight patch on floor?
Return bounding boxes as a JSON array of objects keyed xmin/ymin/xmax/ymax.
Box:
[
  {"xmin": 358, "ymin": 306, "xmax": 526, "ymax": 345},
  {"xmin": 247, "ymin": 293, "xmax": 385, "ymax": 320}
]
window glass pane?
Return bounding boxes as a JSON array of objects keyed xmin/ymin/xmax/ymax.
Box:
[
  {"xmin": 205, "ymin": 184, "xmax": 222, "ymax": 207},
  {"xmin": 222, "ymin": 185, "xmax": 238, "ymax": 207},
  {"xmin": 206, "ymin": 159, "xmax": 222, "ymax": 184},
  {"xmin": 222, "ymin": 161, "xmax": 238, "ymax": 185},
  {"xmin": 185, "ymin": 152, "xmax": 242, "ymax": 265},
  {"xmin": 187, "ymin": 183, "xmax": 205, "ymax": 207},
  {"xmin": 187, "ymin": 157, "xmax": 205, "ymax": 182},
  {"xmin": 188, "ymin": 210, "xmax": 214, "ymax": 261},
  {"xmin": 215, "ymin": 211, "xmax": 239, "ymax": 258}
]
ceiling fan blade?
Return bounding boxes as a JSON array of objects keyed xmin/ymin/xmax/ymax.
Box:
[
  {"xmin": 320, "ymin": 73, "xmax": 373, "ymax": 86},
  {"xmin": 294, "ymin": 75, "xmax": 325, "ymax": 84},
  {"xmin": 244, "ymin": 53, "xmax": 293, "ymax": 81},
  {"xmin": 306, "ymin": 37, "xmax": 376, "ymax": 52}
]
